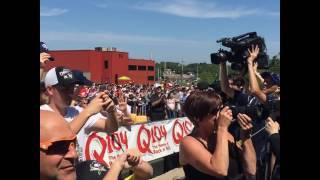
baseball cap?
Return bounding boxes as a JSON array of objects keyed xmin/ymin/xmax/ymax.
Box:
[
  {"xmin": 44, "ymin": 67, "xmax": 79, "ymax": 88},
  {"xmin": 261, "ymin": 72, "xmax": 280, "ymax": 86},
  {"xmin": 76, "ymin": 160, "xmax": 109, "ymax": 180},
  {"xmin": 72, "ymin": 70, "xmax": 93, "ymax": 86},
  {"xmin": 40, "ymin": 42, "xmax": 49, "ymax": 53}
]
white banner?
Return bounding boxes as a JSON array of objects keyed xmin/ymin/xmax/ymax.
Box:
[{"xmin": 84, "ymin": 117, "xmax": 194, "ymax": 167}]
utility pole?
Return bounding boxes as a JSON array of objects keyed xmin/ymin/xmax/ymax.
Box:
[
  {"xmin": 181, "ymin": 58, "xmax": 184, "ymax": 84},
  {"xmin": 159, "ymin": 65, "xmax": 161, "ymax": 81},
  {"xmin": 196, "ymin": 63, "xmax": 199, "ymax": 81}
]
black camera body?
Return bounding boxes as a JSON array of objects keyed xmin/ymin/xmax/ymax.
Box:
[
  {"xmin": 229, "ymin": 104, "xmax": 266, "ymax": 121},
  {"xmin": 211, "ymin": 32, "xmax": 268, "ymax": 71},
  {"xmin": 228, "ymin": 98, "xmax": 280, "ymax": 122}
]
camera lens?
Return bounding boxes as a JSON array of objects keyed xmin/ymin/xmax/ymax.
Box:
[{"xmin": 210, "ymin": 53, "xmax": 221, "ymax": 64}]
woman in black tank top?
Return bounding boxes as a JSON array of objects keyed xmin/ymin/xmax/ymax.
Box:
[{"xmin": 180, "ymin": 91, "xmax": 256, "ymax": 180}]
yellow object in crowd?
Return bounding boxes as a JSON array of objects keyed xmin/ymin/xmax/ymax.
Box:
[
  {"xmin": 124, "ymin": 174, "xmax": 134, "ymax": 180},
  {"xmin": 130, "ymin": 114, "xmax": 147, "ymax": 124},
  {"xmin": 135, "ymin": 115, "xmax": 148, "ymax": 123}
]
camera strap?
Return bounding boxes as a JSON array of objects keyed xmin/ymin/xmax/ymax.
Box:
[
  {"xmin": 250, "ymin": 126, "xmax": 266, "ymax": 138},
  {"xmin": 236, "ymin": 125, "xmax": 266, "ymax": 147}
]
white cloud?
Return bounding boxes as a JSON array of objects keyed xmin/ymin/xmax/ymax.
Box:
[
  {"xmin": 133, "ymin": 0, "xmax": 276, "ymax": 19},
  {"xmin": 40, "ymin": 7, "xmax": 68, "ymax": 17},
  {"xmin": 40, "ymin": 31, "xmax": 202, "ymax": 46}
]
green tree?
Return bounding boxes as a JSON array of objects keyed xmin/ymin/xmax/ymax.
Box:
[
  {"xmin": 268, "ymin": 53, "xmax": 280, "ymax": 74},
  {"xmin": 198, "ymin": 64, "xmax": 219, "ymax": 83}
]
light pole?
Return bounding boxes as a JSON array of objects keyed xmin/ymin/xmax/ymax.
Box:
[
  {"xmin": 181, "ymin": 58, "xmax": 184, "ymax": 84},
  {"xmin": 196, "ymin": 63, "xmax": 199, "ymax": 81}
]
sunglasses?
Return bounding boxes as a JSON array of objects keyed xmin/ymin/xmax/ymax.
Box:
[{"xmin": 40, "ymin": 135, "xmax": 77, "ymax": 155}]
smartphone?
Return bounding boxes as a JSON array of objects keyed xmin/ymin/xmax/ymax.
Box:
[
  {"xmin": 40, "ymin": 42, "xmax": 55, "ymax": 61},
  {"xmin": 99, "ymin": 84, "xmax": 107, "ymax": 92}
]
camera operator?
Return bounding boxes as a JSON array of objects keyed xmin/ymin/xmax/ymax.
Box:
[
  {"xmin": 150, "ymin": 86, "xmax": 166, "ymax": 121},
  {"xmin": 229, "ymin": 76, "xmax": 245, "ymax": 92},
  {"xmin": 219, "ymin": 45, "xmax": 277, "ymax": 179},
  {"xmin": 246, "ymin": 45, "xmax": 280, "ymax": 105},
  {"xmin": 179, "ymin": 91, "xmax": 256, "ymax": 179}
]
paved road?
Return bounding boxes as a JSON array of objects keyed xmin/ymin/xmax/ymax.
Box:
[{"xmin": 150, "ymin": 167, "xmax": 185, "ymax": 180}]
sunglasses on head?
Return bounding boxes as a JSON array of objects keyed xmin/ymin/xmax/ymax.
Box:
[{"xmin": 40, "ymin": 135, "xmax": 77, "ymax": 155}]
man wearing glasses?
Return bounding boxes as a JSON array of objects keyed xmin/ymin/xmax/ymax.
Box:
[
  {"xmin": 40, "ymin": 67, "xmax": 153, "ymax": 180},
  {"xmin": 40, "ymin": 110, "xmax": 136, "ymax": 180},
  {"xmin": 40, "ymin": 110, "xmax": 78, "ymax": 180}
]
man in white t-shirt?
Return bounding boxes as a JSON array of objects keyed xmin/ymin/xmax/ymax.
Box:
[{"xmin": 40, "ymin": 66, "xmax": 120, "ymax": 161}]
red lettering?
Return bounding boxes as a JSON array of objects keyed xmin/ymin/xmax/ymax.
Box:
[
  {"xmin": 106, "ymin": 135, "xmax": 113, "ymax": 153},
  {"xmin": 153, "ymin": 126, "xmax": 162, "ymax": 141},
  {"xmin": 85, "ymin": 132, "xmax": 108, "ymax": 164},
  {"xmin": 137, "ymin": 125, "xmax": 152, "ymax": 153},
  {"xmin": 105, "ymin": 132, "xmax": 128, "ymax": 153},
  {"xmin": 151, "ymin": 127, "xmax": 156, "ymax": 143},
  {"xmin": 160, "ymin": 126, "xmax": 167, "ymax": 140},
  {"xmin": 172, "ymin": 120, "xmax": 184, "ymax": 144},
  {"xmin": 119, "ymin": 131, "xmax": 128, "ymax": 149},
  {"xmin": 184, "ymin": 120, "xmax": 194, "ymax": 135},
  {"xmin": 111, "ymin": 133, "xmax": 121, "ymax": 151}
]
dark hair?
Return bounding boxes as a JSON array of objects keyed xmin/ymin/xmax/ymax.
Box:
[
  {"xmin": 183, "ymin": 91, "xmax": 222, "ymax": 126},
  {"xmin": 40, "ymin": 81, "xmax": 46, "ymax": 92},
  {"xmin": 233, "ymin": 77, "xmax": 245, "ymax": 87}
]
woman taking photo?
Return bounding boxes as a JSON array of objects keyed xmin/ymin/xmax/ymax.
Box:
[{"xmin": 179, "ymin": 91, "xmax": 256, "ymax": 180}]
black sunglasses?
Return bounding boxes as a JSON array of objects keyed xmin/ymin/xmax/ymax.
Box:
[{"xmin": 40, "ymin": 137, "xmax": 77, "ymax": 155}]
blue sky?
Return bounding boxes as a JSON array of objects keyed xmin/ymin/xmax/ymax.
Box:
[{"xmin": 40, "ymin": 0, "xmax": 279, "ymax": 63}]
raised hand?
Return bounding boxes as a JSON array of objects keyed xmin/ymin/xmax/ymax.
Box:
[
  {"xmin": 40, "ymin": 52, "xmax": 51, "ymax": 68},
  {"xmin": 265, "ymin": 117, "xmax": 280, "ymax": 135},
  {"xmin": 216, "ymin": 106, "xmax": 233, "ymax": 129},
  {"xmin": 237, "ymin": 113, "xmax": 253, "ymax": 131},
  {"xmin": 85, "ymin": 92, "xmax": 111, "ymax": 116},
  {"xmin": 247, "ymin": 44, "xmax": 260, "ymax": 64},
  {"xmin": 118, "ymin": 94, "xmax": 128, "ymax": 113}
]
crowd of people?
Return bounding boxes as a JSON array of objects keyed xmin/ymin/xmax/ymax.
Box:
[
  {"xmin": 179, "ymin": 45, "xmax": 280, "ymax": 180},
  {"xmin": 40, "ymin": 42, "xmax": 280, "ymax": 180}
]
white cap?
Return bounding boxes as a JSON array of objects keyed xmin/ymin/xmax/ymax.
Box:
[
  {"xmin": 44, "ymin": 67, "xmax": 77, "ymax": 88},
  {"xmin": 44, "ymin": 67, "xmax": 59, "ymax": 87}
]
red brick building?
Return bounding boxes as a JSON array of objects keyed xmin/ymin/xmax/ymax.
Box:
[{"xmin": 45, "ymin": 47, "xmax": 155, "ymax": 84}]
